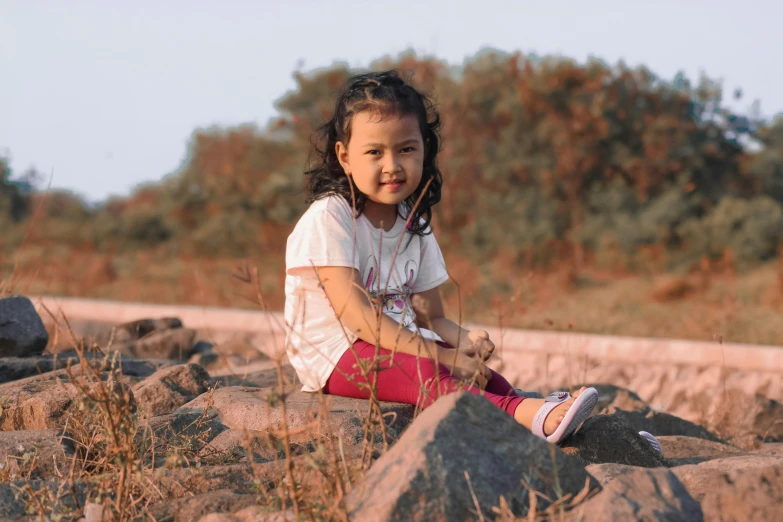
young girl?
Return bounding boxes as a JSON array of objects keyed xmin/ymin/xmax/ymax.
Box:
[{"xmin": 283, "ymin": 70, "xmax": 598, "ymax": 444}]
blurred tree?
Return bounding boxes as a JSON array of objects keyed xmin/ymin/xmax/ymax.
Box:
[
  {"xmin": 677, "ymin": 196, "xmax": 783, "ymax": 269},
  {"xmin": 0, "ymin": 156, "xmax": 31, "ymax": 224},
  {"xmin": 8, "ymin": 49, "xmax": 783, "ymax": 275},
  {"xmin": 745, "ymin": 116, "xmax": 783, "ymax": 203}
]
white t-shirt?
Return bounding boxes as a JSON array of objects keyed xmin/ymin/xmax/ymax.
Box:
[{"xmin": 284, "ymin": 195, "xmax": 450, "ymax": 391}]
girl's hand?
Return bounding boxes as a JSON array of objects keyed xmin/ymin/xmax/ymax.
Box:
[
  {"xmin": 445, "ymin": 351, "xmax": 492, "ymax": 389},
  {"xmin": 458, "ymin": 329, "xmax": 495, "ymax": 362}
]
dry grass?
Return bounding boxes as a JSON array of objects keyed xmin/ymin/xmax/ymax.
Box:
[
  {"xmin": 1, "ymin": 248, "xmax": 602, "ymax": 519},
  {"xmin": 3, "ymin": 203, "xmax": 777, "ymax": 521},
  {"xmin": 0, "ymin": 314, "xmax": 243, "ymax": 521},
  {"xmin": 4, "ymin": 271, "xmax": 767, "ymax": 520}
]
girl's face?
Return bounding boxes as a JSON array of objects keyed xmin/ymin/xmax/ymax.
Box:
[{"xmin": 336, "ymin": 111, "xmax": 424, "ymax": 213}]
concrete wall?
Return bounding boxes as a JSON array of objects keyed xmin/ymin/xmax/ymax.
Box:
[{"xmin": 32, "ymin": 295, "xmax": 783, "ymax": 374}]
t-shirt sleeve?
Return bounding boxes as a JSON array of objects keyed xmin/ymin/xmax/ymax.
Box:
[
  {"xmin": 286, "ymin": 207, "xmax": 361, "ymax": 275},
  {"xmin": 410, "ymin": 229, "xmax": 449, "ymax": 293}
]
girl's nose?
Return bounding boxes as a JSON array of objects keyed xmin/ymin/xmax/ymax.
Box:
[{"xmin": 382, "ymin": 153, "xmax": 402, "ymax": 174}]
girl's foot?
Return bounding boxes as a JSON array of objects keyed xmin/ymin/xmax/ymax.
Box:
[{"xmin": 514, "ymin": 387, "xmax": 598, "ymax": 443}]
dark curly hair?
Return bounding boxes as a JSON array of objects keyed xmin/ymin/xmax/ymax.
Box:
[{"xmin": 304, "ymin": 69, "xmax": 443, "ymax": 237}]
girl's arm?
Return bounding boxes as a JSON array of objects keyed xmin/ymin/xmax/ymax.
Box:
[
  {"xmin": 412, "ymin": 286, "xmax": 495, "ymax": 360},
  {"xmin": 410, "ymin": 287, "xmax": 471, "ymax": 348},
  {"xmin": 316, "ymin": 266, "xmax": 461, "ymax": 364}
]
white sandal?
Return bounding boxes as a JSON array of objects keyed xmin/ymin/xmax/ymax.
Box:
[
  {"xmin": 638, "ymin": 430, "xmax": 664, "ymax": 457},
  {"xmin": 531, "ymin": 388, "xmax": 598, "ymax": 444}
]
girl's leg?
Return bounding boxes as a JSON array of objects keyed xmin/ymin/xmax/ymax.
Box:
[
  {"xmin": 324, "ymin": 340, "xmax": 446, "ymax": 406},
  {"xmin": 434, "ymin": 341, "xmax": 519, "ymax": 398},
  {"xmin": 431, "ymin": 363, "xmax": 524, "ymax": 415},
  {"xmin": 323, "ymin": 340, "xmax": 525, "ymax": 417},
  {"xmin": 324, "ymin": 340, "xmax": 590, "ymax": 439}
]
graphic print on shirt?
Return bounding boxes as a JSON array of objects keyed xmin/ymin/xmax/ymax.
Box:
[{"xmin": 363, "ymin": 256, "xmax": 418, "ymax": 329}]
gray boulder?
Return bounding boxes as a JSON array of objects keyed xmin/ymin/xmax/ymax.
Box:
[
  {"xmin": 0, "ymin": 429, "xmax": 75, "ymax": 480},
  {"xmin": 113, "ymin": 328, "xmax": 198, "ymax": 360},
  {"xmin": 569, "ymin": 466, "xmax": 703, "ymax": 521},
  {"xmin": 673, "ymin": 455, "xmax": 783, "ymax": 521},
  {"xmin": 0, "ymin": 352, "xmax": 173, "ymax": 385},
  {"xmin": 132, "ymin": 363, "xmax": 211, "ymax": 417},
  {"xmin": 0, "ymin": 371, "xmax": 135, "ymax": 431},
  {"xmin": 561, "ymin": 415, "xmax": 666, "ymax": 467},
  {"xmin": 0, "ymin": 354, "xmax": 80, "ymax": 384},
  {"xmin": 88, "ymin": 317, "xmax": 183, "ymax": 346},
  {"xmin": 581, "ymin": 383, "xmax": 721, "ymax": 441},
  {"xmin": 178, "ymin": 386, "xmax": 415, "ymax": 448},
  {"xmin": 0, "ymin": 296, "xmax": 48, "ymax": 358},
  {"xmin": 345, "ymin": 391, "xmax": 594, "ymax": 521},
  {"xmin": 658, "ymin": 435, "xmax": 748, "ymax": 466},
  {"xmin": 146, "ymin": 490, "xmax": 257, "ymax": 522}
]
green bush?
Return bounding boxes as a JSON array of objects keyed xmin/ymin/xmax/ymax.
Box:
[{"xmin": 677, "ymin": 196, "xmax": 783, "ymax": 269}]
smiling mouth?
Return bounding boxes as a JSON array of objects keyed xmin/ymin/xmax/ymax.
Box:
[{"xmin": 380, "ymin": 180, "xmax": 405, "ymax": 185}]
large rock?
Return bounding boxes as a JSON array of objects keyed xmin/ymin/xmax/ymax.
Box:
[
  {"xmin": 146, "ymin": 490, "xmax": 257, "ymax": 522},
  {"xmin": 0, "ymin": 483, "xmax": 27, "ymax": 519},
  {"xmin": 658, "ymin": 435, "xmax": 748, "ymax": 466},
  {"xmin": 0, "ymin": 353, "xmax": 173, "ymax": 386},
  {"xmin": 588, "ymin": 384, "xmax": 650, "ymax": 412},
  {"xmin": 612, "ymin": 408, "xmax": 722, "ymax": 440},
  {"xmin": 140, "ymin": 410, "xmax": 230, "ymax": 462},
  {"xmin": 694, "ymin": 389, "xmax": 783, "ymax": 444},
  {"xmin": 585, "ymin": 463, "xmax": 637, "ymax": 486},
  {"xmin": 208, "ymin": 335, "xmax": 268, "ymax": 362},
  {"xmin": 672, "ymin": 455, "xmax": 783, "ymax": 521},
  {"xmin": 88, "ymin": 317, "xmax": 183, "ymax": 347},
  {"xmin": 152, "ymin": 464, "xmax": 257, "ymax": 498},
  {"xmin": 0, "ymin": 372, "xmax": 135, "ymax": 431},
  {"xmin": 113, "ymin": 328, "xmax": 198, "ymax": 360},
  {"xmin": 205, "ymin": 429, "xmax": 278, "ymax": 463},
  {"xmin": 560, "ymin": 415, "xmax": 666, "ymax": 467},
  {"xmin": 58, "ymin": 319, "xmax": 194, "ymax": 360},
  {"xmin": 0, "ymin": 378, "xmax": 80, "ymax": 431},
  {"xmin": 132, "ymin": 363, "xmax": 210, "ymax": 417},
  {"xmin": 0, "ymin": 354, "xmax": 80, "ymax": 385},
  {"xmin": 206, "ymin": 426, "xmax": 367, "ymax": 465},
  {"xmin": 345, "ymin": 392, "xmax": 594, "ymax": 521},
  {"xmin": 102, "ymin": 356, "xmax": 176, "ymax": 381},
  {"xmin": 209, "ymin": 364, "xmax": 296, "ymax": 389},
  {"xmin": 583, "ymin": 383, "xmax": 721, "ymax": 441},
  {"xmin": 0, "ymin": 478, "xmax": 87, "ymax": 519},
  {"xmin": 178, "ymin": 386, "xmax": 415, "ymax": 447},
  {"xmin": 153, "ymin": 460, "xmax": 339, "ymax": 502},
  {"xmin": 568, "ymin": 466, "xmax": 703, "ymax": 521},
  {"xmin": 755, "ymin": 443, "xmax": 783, "ymax": 457},
  {"xmin": 198, "ymin": 508, "xmax": 294, "ymax": 522},
  {"xmin": 0, "ymin": 429, "xmax": 75, "ymax": 480},
  {"xmin": 0, "ymin": 296, "xmax": 48, "ymax": 358}
]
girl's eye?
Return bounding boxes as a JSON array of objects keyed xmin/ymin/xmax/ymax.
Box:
[
  {"xmin": 401, "ymin": 147, "xmax": 415, "ymax": 153},
  {"xmin": 366, "ymin": 150, "xmax": 380, "ymax": 155}
]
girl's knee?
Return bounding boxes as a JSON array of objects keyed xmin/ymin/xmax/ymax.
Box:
[
  {"xmin": 405, "ymin": 358, "xmax": 440, "ymax": 381},
  {"xmin": 437, "ymin": 363, "xmax": 454, "ymax": 381},
  {"xmin": 436, "ymin": 363, "xmax": 465, "ymax": 394},
  {"xmin": 418, "ymin": 363, "xmax": 442, "ymax": 390}
]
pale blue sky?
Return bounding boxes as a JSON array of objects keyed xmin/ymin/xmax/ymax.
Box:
[{"xmin": 1, "ymin": 0, "xmax": 780, "ymax": 203}]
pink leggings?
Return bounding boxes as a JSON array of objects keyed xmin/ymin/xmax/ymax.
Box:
[{"xmin": 323, "ymin": 339, "xmax": 525, "ymax": 417}]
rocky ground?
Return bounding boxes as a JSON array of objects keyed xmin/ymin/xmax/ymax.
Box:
[{"xmin": 1, "ymin": 294, "xmax": 782, "ymax": 521}]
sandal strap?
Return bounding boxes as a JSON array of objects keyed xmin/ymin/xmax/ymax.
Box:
[
  {"xmin": 531, "ymin": 392, "xmax": 571, "ymax": 438},
  {"xmin": 545, "ymin": 391, "xmax": 571, "ymax": 403}
]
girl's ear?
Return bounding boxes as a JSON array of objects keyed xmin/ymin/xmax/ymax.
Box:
[{"xmin": 335, "ymin": 141, "xmax": 351, "ymax": 175}]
